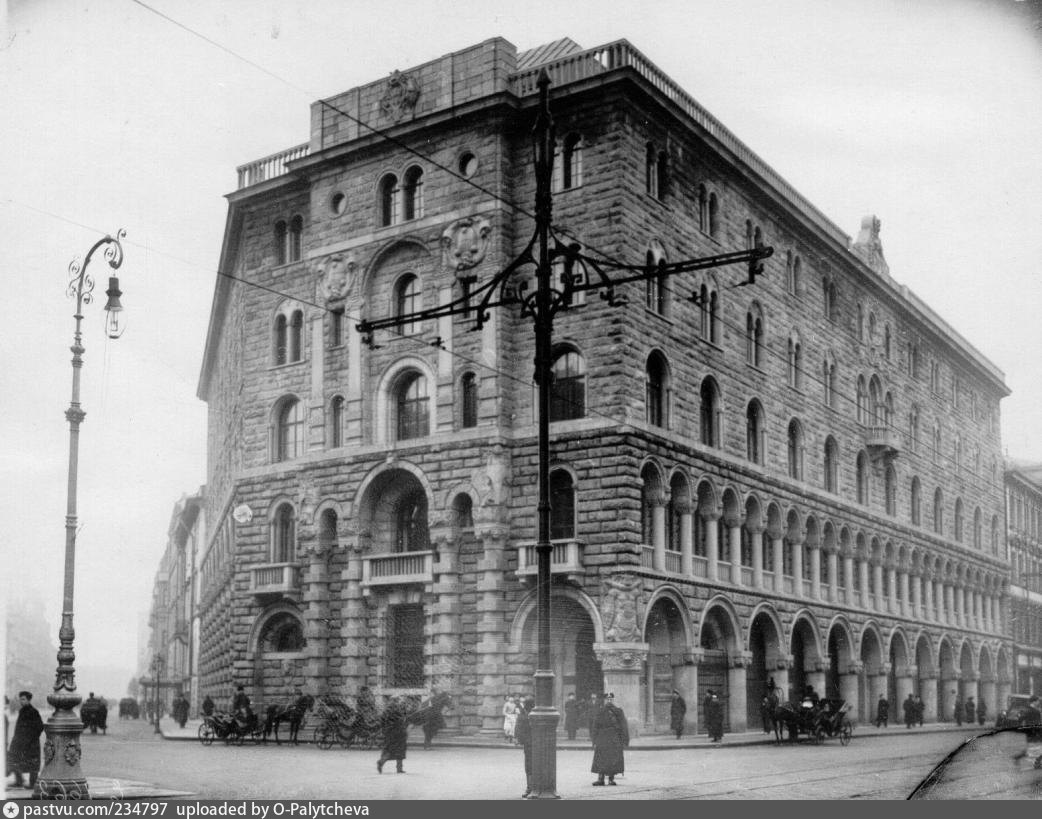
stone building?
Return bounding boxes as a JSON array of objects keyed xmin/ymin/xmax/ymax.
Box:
[
  {"xmin": 195, "ymin": 36, "xmax": 1012, "ymax": 733},
  {"xmin": 1005, "ymin": 464, "xmax": 1042, "ymax": 696}
]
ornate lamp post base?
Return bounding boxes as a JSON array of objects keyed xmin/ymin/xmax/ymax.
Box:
[{"xmin": 35, "ymin": 695, "xmax": 90, "ymax": 800}]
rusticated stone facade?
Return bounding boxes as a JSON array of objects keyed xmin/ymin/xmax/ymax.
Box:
[{"xmin": 195, "ymin": 36, "xmax": 1013, "ymax": 735}]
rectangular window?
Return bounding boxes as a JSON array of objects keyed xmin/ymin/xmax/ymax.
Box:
[
  {"xmin": 329, "ymin": 309, "xmax": 344, "ymax": 348},
  {"xmin": 387, "ymin": 604, "xmax": 424, "ymax": 688}
]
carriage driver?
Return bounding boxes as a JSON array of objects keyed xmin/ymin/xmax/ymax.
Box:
[
  {"xmin": 232, "ymin": 685, "xmax": 256, "ymax": 730},
  {"xmin": 801, "ymin": 685, "xmax": 820, "ymax": 710}
]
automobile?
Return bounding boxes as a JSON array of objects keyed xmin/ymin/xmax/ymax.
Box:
[{"xmin": 996, "ymin": 694, "xmax": 1042, "ymax": 734}]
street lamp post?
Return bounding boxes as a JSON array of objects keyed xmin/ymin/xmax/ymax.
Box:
[
  {"xmin": 151, "ymin": 654, "xmax": 165, "ymax": 735},
  {"xmin": 36, "ymin": 231, "xmax": 127, "ymax": 800}
]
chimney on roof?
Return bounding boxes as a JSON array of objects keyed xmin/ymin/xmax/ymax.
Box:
[{"xmin": 852, "ymin": 215, "xmax": 889, "ymax": 277}]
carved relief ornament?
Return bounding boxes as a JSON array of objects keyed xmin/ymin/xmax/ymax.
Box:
[
  {"xmin": 600, "ymin": 573, "xmax": 642, "ymax": 642},
  {"xmin": 315, "ymin": 252, "xmax": 358, "ymax": 303},
  {"xmin": 441, "ymin": 216, "xmax": 492, "ymax": 272},
  {"xmin": 380, "ymin": 70, "xmax": 420, "ymax": 123}
]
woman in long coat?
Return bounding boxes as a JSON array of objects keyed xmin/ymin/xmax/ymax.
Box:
[
  {"xmin": 669, "ymin": 690, "xmax": 687, "ymax": 739},
  {"xmin": 502, "ymin": 695, "xmax": 518, "ymax": 743},
  {"xmin": 590, "ymin": 693, "xmax": 629, "ymax": 786},
  {"xmin": 377, "ymin": 697, "xmax": 409, "ymax": 774},
  {"xmin": 8, "ymin": 691, "xmax": 44, "ymax": 789}
]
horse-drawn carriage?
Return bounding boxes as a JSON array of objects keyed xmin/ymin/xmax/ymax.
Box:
[
  {"xmin": 313, "ymin": 694, "xmax": 383, "ymax": 750},
  {"xmin": 773, "ymin": 698, "xmax": 853, "ymax": 745},
  {"xmin": 118, "ymin": 698, "xmax": 140, "ymax": 720},
  {"xmin": 80, "ymin": 696, "xmax": 108, "ymax": 735},
  {"xmin": 198, "ymin": 711, "xmax": 267, "ymax": 746}
]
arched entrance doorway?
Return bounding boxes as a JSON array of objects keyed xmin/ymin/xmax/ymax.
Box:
[
  {"xmin": 888, "ymin": 630, "xmax": 910, "ymax": 708},
  {"xmin": 251, "ymin": 608, "xmax": 307, "ymax": 704},
  {"xmin": 747, "ymin": 609, "xmax": 784, "ymax": 728},
  {"xmin": 827, "ymin": 621, "xmax": 855, "ymax": 714},
  {"xmin": 938, "ymin": 638, "xmax": 956, "ymax": 722},
  {"xmin": 699, "ymin": 604, "xmax": 738, "ymax": 733},
  {"xmin": 644, "ymin": 596, "xmax": 688, "ymax": 730},
  {"xmin": 859, "ymin": 627, "xmax": 884, "ymax": 721},
  {"xmin": 519, "ymin": 594, "xmax": 602, "ymax": 710},
  {"xmin": 915, "ymin": 634, "xmax": 935, "ymax": 722},
  {"xmin": 959, "ymin": 641, "xmax": 977, "ymax": 714},
  {"xmin": 790, "ymin": 617, "xmax": 822, "ymax": 703}
]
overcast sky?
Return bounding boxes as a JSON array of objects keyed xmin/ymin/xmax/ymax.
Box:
[{"xmin": 2, "ymin": 0, "xmax": 1040, "ymax": 698}]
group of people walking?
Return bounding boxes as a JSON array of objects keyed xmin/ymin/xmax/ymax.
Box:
[{"xmin": 951, "ymin": 691, "xmax": 988, "ymax": 726}]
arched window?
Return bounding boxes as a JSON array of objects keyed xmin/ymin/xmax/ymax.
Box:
[
  {"xmin": 823, "ymin": 276, "xmax": 836, "ymax": 321},
  {"xmin": 550, "ymin": 470, "xmax": 576, "ymax": 540},
  {"xmin": 460, "ymin": 372, "xmax": 478, "ymax": 428},
  {"xmin": 856, "ymin": 376, "xmax": 867, "ymax": 424},
  {"xmin": 973, "ymin": 507, "xmax": 983, "ymax": 549},
  {"xmin": 787, "ymin": 333, "xmax": 802, "ymax": 388},
  {"xmin": 560, "ymin": 133, "xmax": 583, "ymax": 190},
  {"xmin": 288, "ymin": 310, "xmax": 303, "ymax": 362},
  {"xmin": 700, "ymin": 378, "xmax": 720, "ymax": 447},
  {"xmin": 395, "ymin": 371, "xmax": 429, "ymax": 441},
  {"xmin": 699, "ymin": 282, "xmax": 720, "ymax": 343},
  {"xmin": 823, "ymin": 356, "xmax": 836, "ymax": 408},
  {"xmin": 884, "ymin": 324, "xmax": 892, "ymax": 360},
  {"xmin": 395, "ymin": 489, "xmax": 429, "ymax": 552},
  {"xmin": 786, "ymin": 253, "xmax": 801, "ymax": 295},
  {"xmin": 746, "ymin": 400, "xmax": 764, "ymax": 464},
  {"xmin": 856, "ymin": 451, "xmax": 869, "ymax": 504},
  {"xmin": 954, "ymin": 498, "xmax": 964, "ymax": 542},
  {"xmin": 453, "ymin": 493, "xmax": 474, "ymax": 530},
  {"xmin": 932, "ymin": 425, "xmax": 941, "ymax": 465},
  {"xmin": 746, "ymin": 307, "xmax": 764, "ymax": 367},
  {"xmin": 329, "ymin": 395, "xmax": 345, "ymax": 448},
  {"xmin": 991, "ymin": 516, "xmax": 999, "ymax": 555},
  {"xmin": 288, "ymin": 216, "xmax": 303, "ymax": 262},
  {"xmin": 933, "ymin": 488, "xmax": 944, "ymax": 535},
  {"xmin": 402, "ymin": 165, "xmax": 424, "ymax": 221},
  {"xmin": 909, "ymin": 407, "xmax": 920, "ymax": 452},
  {"xmin": 788, "ymin": 419, "xmax": 804, "ymax": 480},
  {"xmin": 857, "ymin": 303, "xmax": 865, "ymax": 342},
  {"xmin": 824, "ymin": 436, "xmax": 839, "ymax": 493},
  {"xmin": 273, "ymin": 314, "xmax": 288, "ymax": 365},
  {"xmin": 274, "ymin": 220, "xmax": 288, "ymax": 266},
  {"xmin": 274, "ymin": 397, "xmax": 304, "ymax": 462},
  {"xmin": 745, "ymin": 219, "xmax": 755, "ymax": 250},
  {"xmin": 379, "ymin": 173, "xmax": 399, "ymax": 226},
  {"xmin": 271, "ymin": 503, "xmax": 296, "ymax": 563},
  {"xmin": 698, "ymin": 184, "xmax": 709, "ymax": 232},
  {"xmin": 885, "ymin": 465, "xmax": 897, "ymax": 516},
  {"xmin": 708, "ymin": 192, "xmax": 719, "ymax": 238},
  {"xmin": 645, "ymin": 247, "xmax": 667, "ymax": 315},
  {"xmin": 911, "ymin": 477, "xmax": 922, "ymax": 525},
  {"xmin": 394, "ymin": 274, "xmax": 421, "ymax": 335},
  {"xmin": 259, "ymin": 613, "xmax": 305, "ymax": 652},
  {"xmin": 646, "ymin": 352, "xmax": 670, "ymax": 428},
  {"xmin": 551, "ymin": 348, "xmax": 586, "ymax": 421}
]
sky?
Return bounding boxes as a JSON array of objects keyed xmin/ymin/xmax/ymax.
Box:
[{"xmin": 1, "ymin": 0, "xmax": 1041, "ymax": 699}]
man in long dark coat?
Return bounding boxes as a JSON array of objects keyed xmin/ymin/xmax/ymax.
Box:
[
  {"xmin": 586, "ymin": 693, "xmax": 600, "ymax": 744},
  {"xmin": 976, "ymin": 697, "xmax": 987, "ymax": 726},
  {"xmin": 903, "ymin": 693, "xmax": 916, "ymax": 729},
  {"xmin": 201, "ymin": 695, "xmax": 215, "ymax": 717},
  {"xmin": 377, "ymin": 696, "xmax": 409, "ymax": 774},
  {"xmin": 563, "ymin": 692, "xmax": 579, "ymax": 740},
  {"xmin": 417, "ymin": 687, "xmax": 450, "ymax": 749},
  {"xmin": 669, "ymin": 690, "xmax": 687, "ymax": 739},
  {"xmin": 7, "ymin": 691, "xmax": 44, "ymax": 789},
  {"xmin": 516, "ymin": 696, "xmax": 534, "ymax": 797},
  {"xmin": 705, "ymin": 690, "xmax": 724, "ymax": 742},
  {"xmin": 964, "ymin": 696, "xmax": 976, "ymax": 726},
  {"xmin": 590, "ymin": 692, "xmax": 628, "ymax": 786},
  {"xmin": 875, "ymin": 694, "xmax": 889, "ymax": 728}
]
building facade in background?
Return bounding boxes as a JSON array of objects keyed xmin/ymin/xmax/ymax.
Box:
[
  {"xmin": 192, "ymin": 37, "xmax": 1013, "ymax": 733},
  {"xmin": 1005, "ymin": 464, "xmax": 1042, "ymax": 696}
]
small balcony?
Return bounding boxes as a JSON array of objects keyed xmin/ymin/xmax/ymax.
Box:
[
  {"xmin": 361, "ymin": 550, "xmax": 434, "ymax": 595},
  {"xmin": 865, "ymin": 425, "xmax": 901, "ymax": 459},
  {"xmin": 249, "ymin": 562, "xmax": 301, "ymax": 600},
  {"xmin": 515, "ymin": 539, "xmax": 584, "ymax": 583}
]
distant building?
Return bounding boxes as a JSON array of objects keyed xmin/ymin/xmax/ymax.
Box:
[
  {"xmin": 194, "ymin": 36, "xmax": 1012, "ymax": 732},
  {"xmin": 1005, "ymin": 464, "xmax": 1042, "ymax": 695},
  {"xmin": 6, "ymin": 596, "xmax": 57, "ymax": 702}
]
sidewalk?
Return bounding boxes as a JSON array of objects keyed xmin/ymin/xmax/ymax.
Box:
[
  {"xmin": 159, "ymin": 716, "xmax": 985, "ymax": 750},
  {"xmin": 5, "ymin": 777, "xmax": 193, "ymax": 801}
]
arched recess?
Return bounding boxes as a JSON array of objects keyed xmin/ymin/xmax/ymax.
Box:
[
  {"xmin": 789, "ymin": 612, "xmax": 823, "ymax": 702},
  {"xmin": 747, "ymin": 605, "xmax": 785, "ymax": 728},
  {"xmin": 248, "ymin": 604, "xmax": 307, "ymax": 703},
  {"xmin": 643, "ymin": 588, "xmax": 692, "ymax": 729},
  {"xmin": 355, "ymin": 463, "xmax": 433, "ymax": 554},
  {"xmin": 859, "ymin": 622, "xmax": 885, "ymax": 722},
  {"xmin": 887, "ymin": 628, "xmax": 911, "ymax": 707},
  {"xmin": 514, "ymin": 589, "xmax": 603, "ymax": 710},
  {"xmin": 914, "ymin": 632, "xmax": 935, "ymax": 718},
  {"xmin": 959, "ymin": 639, "xmax": 977, "ymax": 710},
  {"xmin": 698, "ymin": 597, "xmax": 741, "ymax": 733},
  {"xmin": 937, "ymin": 636, "xmax": 957, "ymax": 721},
  {"xmin": 826, "ymin": 617, "xmax": 855, "ymax": 702},
  {"xmin": 978, "ymin": 645, "xmax": 995, "ymax": 722}
]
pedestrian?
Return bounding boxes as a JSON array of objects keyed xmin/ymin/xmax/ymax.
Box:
[
  {"xmin": 914, "ymin": 694, "xmax": 924, "ymax": 726},
  {"xmin": 875, "ymin": 694, "xmax": 889, "ymax": 728},
  {"xmin": 7, "ymin": 691, "xmax": 44, "ymax": 790},
  {"xmin": 417, "ymin": 686, "xmax": 450, "ymax": 749},
  {"xmin": 564, "ymin": 692, "xmax": 579, "ymax": 740},
  {"xmin": 705, "ymin": 690, "xmax": 725, "ymax": 742},
  {"xmin": 502, "ymin": 694, "xmax": 518, "ymax": 744},
  {"xmin": 964, "ymin": 696, "xmax": 976, "ymax": 726},
  {"xmin": 201, "ymin": 694, "xmax": 215, "ymax": 717},
  {"xmin": 173, "ymin": 693, "xmax": 189, "ymax": 728},
  {"xmin": 669, "ymin": 689, "xmax": 687, "ymax": 739},
  {"xmin": 976, "ymin": 697, "xmax": 987, "ymax": 726},
  {"xmin": 587, "ymin": 692, "xmax": 601, "ymax": 744},
  {"xmin": 377, "ymin": 696, "xmax": 409, "ymax": 774},
  {"xmin": 516, "ymin": 695, "xmax": 534, "ymax": 798},
  {"xmin": 953, "ymin": 691, "xmax": 963, "ymax": 726},
  {"xmin": 903, "ymin": 693, "xmax": 916, "ymax": 729},
  {"xmin": 590, "ymin": 692, "xmax": 628, "ymax": 786}
]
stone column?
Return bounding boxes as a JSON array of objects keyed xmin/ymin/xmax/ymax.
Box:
[
  {"xmin": 992, "ymin": 595, "xmax": 1002, "ymax": 632},
  {"xmin": 873, "ymin": 560, "xmax": 884, "ymax": 612},
  {"xmin": 727, "ymin": 652, "xmax": 751, "ymax": 732},
  {"xmin": 594, "ymin": 643, "xmax": 649, "ymax": 738},
  {"xmin": 652, "ymin": 490, "xmax": 667, "ymax": 572},
  {"xmin": 728, "ymin": 521, "xmax": 742, "ymax": 585},
  {"xmin": 934, "ymin": 578, "xmax": 944, "ymax": 621},
  {"xmin": 923, "ymin": 573, "xmax": 935, "ymax": 621},
  {"xmin": 843, "ymin": 555, "xmax": 855, "ymax": 606},
  {"xmin": 859, "ymin": 558, "xmax": 871, "ymax": 609},
  {"xmin": 956, "ymin": 585, "xmax": 966, "ymax": 628},
  {"xmin": 980, "ymin": 674, "xmax": 997, "ymax": 722},
  {"xmin": 840, "ymin": 662, "xmax": 862, "ymax": 724},
  {"xmin": 678, "ymin": 501, "xmax": 694, "ymax": 577},
  {"xmin": 920, "ymin": 672, "xmax": 938, "ymax": 723},
  {"xmin": 340, "ymin": 525, "xmax": 368, "ymax": 689},
  {"xmin": 429, "ymin": 521, "xmax": 462, "ymax": 699},
  {"xmin": 911, "ymin": 573, "xmax": 922, "ymax": 621},
  {"xmin": 792, "ymin": 538, "xmax": 804, "ymax": 597},
  {"xmin": 826, "ymin": 549, "xmax": 838, "ymax": 603},
  {"xmin": 705, "ymin": 511, "xmax": 721, "ymax": 582},
  {"xmin": 676, "ymin": 650, "xmax": 700, "ymax": 735},
  {"xmin": 972, "ymin": 590, "xmax": 981, "ymax": 630},
  {"xmin": 772, "ymin": 535, "xmax": 785, "ymax": 594},
  {"xmin": 751, "ymin": 525, "xmax": 764, "ymax": 589},
  {"xmin": 474, "ymin": 521, "xmax": 510, "ymax": 733},
  {"xmin": 806, "ymin": 660, "xmax": 826, "ymax": 700},
  {"xmin": 895, "ymin": 664, "xmax": 916, "ymax": 707},
  {"xmin": 809, "ymin": 545, "xmax": 822, "ymax": 600},
  {"xmin": 944, "ymin": 584, "xmax": 954, "ymax": 625},
  {"xmin": 887, "ymin": 566, "xmax": 898, "ymax": 614},
  {"xmin": 961, "ymin": 673, "xmax": 979, "ymax": 708},
  {"xmin": 300, "ymin": 530, "xmax": 332, "ymax": 690},
  {"xmin": 774, "ymin": 656, "xmax": 793, "ymax": 704}
]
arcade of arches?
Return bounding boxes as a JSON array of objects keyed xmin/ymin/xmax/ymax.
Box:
[{"xmin": 518, "ymin": 588, "xmax": 1012, "ymax": 734}]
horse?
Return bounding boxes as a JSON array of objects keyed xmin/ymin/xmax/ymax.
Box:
[
  {"xmin": 264, "ymin": 694, "xmax": 314, "ymax": 745},
  {"xmin": 408, "ymin": 690, "xmax": 453, "ymax": 749},
  {"xmin": 772, "ymin": 699, "xmax": 828, "ymax": 743}
]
